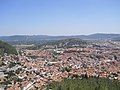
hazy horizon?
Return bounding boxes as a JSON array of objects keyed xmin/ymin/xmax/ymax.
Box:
[
  {"xmin": 0, "ymin": 0, "xmax": 120, "ymax": 36},
  {"xmin": 0, "ymin": 33, "xmax": 120, "ymax": 37}
]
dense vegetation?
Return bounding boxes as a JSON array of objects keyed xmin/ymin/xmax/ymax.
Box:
[
  {"xmin": 0, "ymin": 40, "xmax": 17, "ymax": 56},
  {"xmin": 46, "ymin": 78, "xmax": 120, "ymax": 90}
]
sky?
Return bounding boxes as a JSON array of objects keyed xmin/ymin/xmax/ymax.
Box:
[{"xmin": 0, "ymin": 0, "xmax": 120, "ymax": 36}]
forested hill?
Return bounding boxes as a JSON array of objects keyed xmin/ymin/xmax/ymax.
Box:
[
  {"xmin": 37, "ymin": 38, "xmax": 88, "ymax": 48},
  {"xmin": 0, "ymin": 40, "xmax": 17, "ymax": 56}
]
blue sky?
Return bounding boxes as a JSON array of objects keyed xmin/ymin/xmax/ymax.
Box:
[{"xmin": 0, "ymin": 0, "xmax": 120, "ymax": 36}]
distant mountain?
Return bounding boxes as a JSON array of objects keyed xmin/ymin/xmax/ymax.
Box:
[
  {"xmin": 85, "ymin": 33, "xmax": 120, "ymax": 40},
  {"xmin": 0, "ymin": 40, "xmax": 17, "ymax": 56},
  {"xmin": 0, "ymin": 33, "xmax": 120, "ymax": 45},
  {"xmin": 111, "ymin": 36, "xmax": 120, "ymax": 41}
]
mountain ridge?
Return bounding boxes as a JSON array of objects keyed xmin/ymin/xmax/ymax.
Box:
[{"xmin": 0, "ymin": 33, "xmax": 120, "ymax": 42}]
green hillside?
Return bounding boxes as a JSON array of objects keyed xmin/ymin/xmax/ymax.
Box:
[
  {"xmin": 0, "ymin": 40, "xmax": 17, "ymax": 56},
  {"xmin": 46, "ymin": 78, "xmax": 120, "ymax": 90}
]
